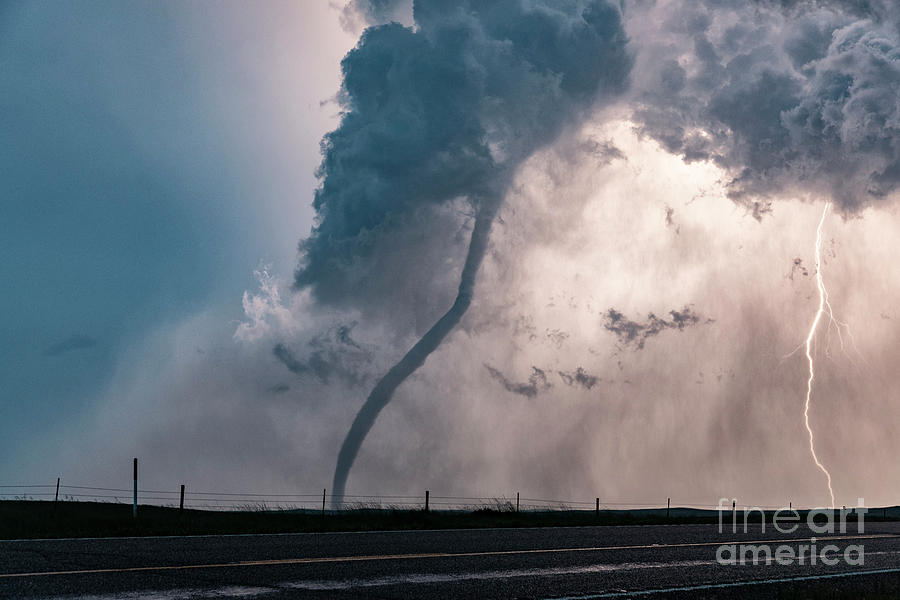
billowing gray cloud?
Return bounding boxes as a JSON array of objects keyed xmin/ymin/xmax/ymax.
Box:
[
  {"xmin": 603, "ymin": 306, "xmax": 703, "ymax": 350},
  {"xmin": 296, "ymin": 0, "xmax": 631, "ymax": 304},
  {"xmin": 629, "ymin": 0, "xmax": 900, "ymax": 214},
  {"xmin": 485, "ymin": 364, "xmax": 551, "ymax": 398},
  {"xmin": 43, "ymin": 334, "xmax": 97, "ymax": 357}
]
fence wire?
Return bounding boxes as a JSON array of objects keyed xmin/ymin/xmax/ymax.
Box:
[{"xmin": 0, "ymin": 482, "xmax": 833, "ymax": 513}]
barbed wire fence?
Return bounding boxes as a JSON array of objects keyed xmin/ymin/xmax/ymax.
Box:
[{"xmin": 0, "ymin": 482, "xmax": 829, "ymax": 514}]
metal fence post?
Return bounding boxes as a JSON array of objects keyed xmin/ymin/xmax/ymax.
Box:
[
  {"xmin": 132, "ymin": 458, "xmax": 138, "ymax": 519},
  {"xmin": 425, "ymin": 490, "xmax": 430, "ymax": 512},
  {"xmin": 179, "ymin": 484, "xmax": 185, "ymax": 514}
]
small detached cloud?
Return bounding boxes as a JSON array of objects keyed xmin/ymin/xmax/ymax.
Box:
[
  {"xmin": 558, "ymin": 367, "xmax": 601, "ymax": 390},
  {"xmin": 43, "ymin": 334, "xmax": 98, "ymax": 357},
  {"xmin": 603, "ymin": 306, "xmax": 704, "ymax": 350},
  {"xmin": 484, "ymin": 364, "xmax": 551, "ymax": 399},
  {"xmin": 789, "ymin": 258, "xmax": 809, "ymax": 280},
  {"xmin": 273, "ymin": 322, "xmax": 371, "ymax": 386}
]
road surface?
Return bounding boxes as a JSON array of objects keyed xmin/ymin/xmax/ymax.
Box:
[{"xmin": 2, "ymin": 521, "xmax": 899, "ymax": 598}]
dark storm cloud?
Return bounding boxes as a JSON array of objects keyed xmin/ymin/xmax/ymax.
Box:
[
  {"xmin": 603, "ymin": 306, "xmax": 702, "ymax": 350},
  {"xmin": 558, "ymin": 367, "xmax": 600, "ymax": 390},
  {"xmin": 317, "ymin": 0, "xmax": 632, "ymax": 503},
  {"xmin": 631, "ymin": 0, "xmax": 900, "ymax": 214},
  {"xmin": 485, "ymin": 364, "xmax": 551, "ymax": 398},
  {"xmin": 760, "ymin": 0, "xmax": 884, "ymax": 17},
  {"xmin": 43, "ymin": 334, "xmax": 97, "ymax": 357}
]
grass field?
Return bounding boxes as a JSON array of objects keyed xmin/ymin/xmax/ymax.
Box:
[
  {"xmin": 2, "ymin": 500, "xmax": 898, "ymax": 540},
  {"xmin": 0, "ymin": 500, "xmax": 694, "ymax": 539}
]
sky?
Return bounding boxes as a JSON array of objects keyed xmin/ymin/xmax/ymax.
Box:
[
  {"xmin": 1, "ymin": 1, "xmax": 354, "ymax": 464},
  {"xmin": 3, "ymin": 0, "xmax": 900, "ymax": 510}
]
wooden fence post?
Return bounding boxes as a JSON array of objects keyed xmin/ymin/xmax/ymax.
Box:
[
  {"xmin": 179, "ymin": 484, "xmax": 185, "ymax": 514},
  {"xmin": 516, "ymin": 492, "xmax": 520, "ymax": 513},
  {"xmin": 322, "ymin": 488, "xmax": 326, "ymax": 516},
  {"xmin": 54, "ymin": 477, "xmax": 60, "ymax": 510},
  {"xmin": 667, "ymin": 497, "xmax": 670, "ymax": 519},
  {"xmin": 595, "ymin": 498, "xmax": 599, "ymax": 517},
  {"xmin": 425, "ymin": 490, "xmax": 430, "ymax": 512}
]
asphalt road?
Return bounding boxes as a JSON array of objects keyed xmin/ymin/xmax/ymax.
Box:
[{"xmin": 1, "ymin": 521, "xmax": 899, "ymax": 598}]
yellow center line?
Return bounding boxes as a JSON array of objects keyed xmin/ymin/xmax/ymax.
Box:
[{"xmin": 1, "ymin": 534, "xmax": 895, "ymax": 579}]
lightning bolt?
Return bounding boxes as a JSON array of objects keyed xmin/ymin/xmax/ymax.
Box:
[{"xmin": 804, "ymin": 202, "xmax": 836, "ymax": 509}]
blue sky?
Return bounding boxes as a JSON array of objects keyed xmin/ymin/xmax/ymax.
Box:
[{"xmin": 0, "ymin": 1, "xmax": 352, "ymax": 470}]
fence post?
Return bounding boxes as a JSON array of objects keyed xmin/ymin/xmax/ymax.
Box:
[
  {"xmin": 595, "ymin": 497, "xmax": 599, "ymax": 517},
  {"xmin": 179, "ymin": 484, "xmax": 185, "ymax": 514},
  {"xmin": 425, "ymin": 490, "xmax": 430, "ymax": 512},
  {"xmin": 667, "ymin": 497, "xmax": 670, "ymax": 519},
  {"xmin": 516, "ymin": 492, "xmax": 520, "ymax": 513},
  {"xmin": 322, "ymin": 488, "xmax": 326, "ymax": 516},
  {"xmin": 54, "ymin": 477, "xmax": 60, "ymax": 509},
  {"xmin": 132, "ymin": 458, "xmax": 138, "ymax": 519}
]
